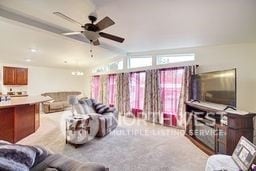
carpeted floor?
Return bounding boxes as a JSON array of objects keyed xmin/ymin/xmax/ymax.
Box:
[{"xmin": 19, "ymin": 111, "xmax": 208, "ymax": 171}]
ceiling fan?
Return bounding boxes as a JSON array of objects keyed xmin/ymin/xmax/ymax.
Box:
[{"xmin": 53, "ymin": 12, "xmax": 125, "ymax": 46}]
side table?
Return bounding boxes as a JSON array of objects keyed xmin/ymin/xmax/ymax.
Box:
[{"xmin": 65, "ymin": 114, "xmax": 90, "ymax": 148}]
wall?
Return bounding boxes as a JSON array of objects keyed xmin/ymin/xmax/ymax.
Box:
[
  {"xmin": 0, "ymin": 63, "xmax": 88, "ymax": 96},
  {"xmin": 87, "ymin": 43, "xmax": 256, "ymax": 112}
]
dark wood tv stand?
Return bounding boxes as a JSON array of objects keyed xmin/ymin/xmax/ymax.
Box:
[{"xmin": 185, "ymin": 101, "xmax": 255, "ymax": 155}]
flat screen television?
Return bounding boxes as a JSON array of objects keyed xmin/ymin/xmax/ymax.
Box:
[{"xmin": 191, "ymin": 69, "xmax": 236, "ymax": 107}]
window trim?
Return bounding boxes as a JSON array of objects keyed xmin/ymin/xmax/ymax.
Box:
[{"xmin": 91, "ymin": 53, "xmax": 196, "ymax": 75}]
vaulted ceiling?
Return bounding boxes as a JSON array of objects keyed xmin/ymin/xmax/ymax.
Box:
[{"xmin": 0, "ymin": 0, "xmax": 256, "ymax": 68}]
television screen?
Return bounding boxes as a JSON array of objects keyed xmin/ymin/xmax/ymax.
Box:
[{"xmin": 191, "ymin": 69, "xmax": 236, "ymax": 107}]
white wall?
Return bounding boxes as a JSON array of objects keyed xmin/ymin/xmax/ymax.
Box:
[
  {"xmin": 87, "ymin": 43, "xmax": 256, "ymax": 112},
  {"xmin": 0, "ymin": 63, "xmax": 88, "ymax": 96}
]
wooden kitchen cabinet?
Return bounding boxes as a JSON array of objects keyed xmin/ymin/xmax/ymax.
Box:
[
  {"xmin": 3, "ymin": 66, "xmax": 28, "ymax": 85},
  {"xmin": 15, "ymin": 67, "xmax": 28, "ymax": 85},
  {"xmin": 3, "ymin": 67, "xmax": 16, "ymax": 85}
]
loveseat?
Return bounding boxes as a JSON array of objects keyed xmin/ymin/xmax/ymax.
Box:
[
  {"xmin": 41, "ymin": 91, "xmax": 81, "ymax": 113},
  {"xmin": 75, "ymin": 98, "xmax": 118, "ymax": 137},
  {"xmin": 0, "ymin": 140, "xmax": 107, "ymax": 171}
]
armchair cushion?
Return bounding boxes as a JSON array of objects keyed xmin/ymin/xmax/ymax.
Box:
[
  {"xmin": 49, "ymin": 102, "xmax": 64, "ymax": 110},
  {"xmin": 205, "ymin": 154, "xmax": 239, "ymax": 171}
]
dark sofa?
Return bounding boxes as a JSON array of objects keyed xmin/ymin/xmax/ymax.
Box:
[
  {"xmin": 0, "ymin": 140, "xmax": 108, "ymax": 171},
  {"xmin": 75, "ymin": 98, "xmax": 118, "ymax": 137},
  {"xmin": 31, "ymin": 153, "xmax": 107, "ymax": 171}
]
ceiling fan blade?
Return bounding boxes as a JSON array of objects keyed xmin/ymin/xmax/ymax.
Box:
[
  {"xmin": 99, "ymin": 32, "xmax": 125, "ymax": 43},
  {"xmin": 95, "ymin": 17, "xmax": 115, "ymax": 31},
  {"xmin": 53, "ymin": 12, "xmax": 83, "ymax": 26},
  {"xmin": 93, "ymin": 39, "xmax": 100, "ymax": 46},
  {"xmin": 62, "ymin": 31, "xmax": 82, "ymax": 36}
]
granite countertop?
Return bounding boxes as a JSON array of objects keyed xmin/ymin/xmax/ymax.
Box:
[{"xmin": 0, "ymin": 95, "xmax": 53, "ymax": 108}]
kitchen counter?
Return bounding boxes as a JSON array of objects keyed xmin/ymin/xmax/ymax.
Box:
[
  {"xmin": 0, "ymin": 95, "xmax": 52, "ymax": 108},
  {"xmin": 0, "ymin": 95, "xmax": 52, "ymax": 143},
  {"xmin": 10, "ymin": 94, "xmax": 29, "ymax": 97}
]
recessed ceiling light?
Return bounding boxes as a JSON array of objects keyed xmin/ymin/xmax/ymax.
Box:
[
  {"xmin": 30, "ymin": 48, "xmax": 37, "ymax": 53},
  {"xmin": 25, "ymin": 58, "xmax": 31, "ymax": 62}
]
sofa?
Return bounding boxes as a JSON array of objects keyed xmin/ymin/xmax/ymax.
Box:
[
  {"xmin": 31, "ymin": 153, "xmax": 107, "ymax": 171},
  {"xmin": 75, "ymin": 98, "xmax": 118, "ymax": 137},
  {"xmin": 0, "ymin": 140, "xmax": 108, "ymax": 171},
  {"xmin": 41, "ymin": 91, "xmax": 81, "ymax": 113}
]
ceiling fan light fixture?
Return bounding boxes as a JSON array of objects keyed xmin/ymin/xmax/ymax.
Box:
[
  {"xmin": 55, "ymin": 12, "xmax": 125, "ymax": 46},
  {"xmin": 88, "ymin": 12, "xmax": 98, "ymax": 23}
]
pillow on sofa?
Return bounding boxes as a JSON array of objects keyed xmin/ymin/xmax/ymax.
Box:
[
  {"xmin": 91, "ymin": 99, "xmax": 96, "ymax": 105},
  {"xmin": 93, "ymin": 103, "xmax": 111, "ymax": 114},
  {"xmin": 0, "ymin": 141, "xmax": 49, "ymax": 171},
  {"xmin": 97, "ymin": 106, "xmax": 109, "ymax": 114},
  {"xmin": 106, "ymin": 107, "xmax": 116, "ymax": 113},
  {"xmin": 95, "ymin": 104, "xmax": 106, "ymax": 113},
  {"xmin": 94, "ymin": 103, "xmax": 103, "ymax": 109}
]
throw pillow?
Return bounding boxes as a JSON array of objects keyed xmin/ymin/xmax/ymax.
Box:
[
  {"xmin": 97, "ymin": 106, "xmax": 109, "ymax": 114},
  {"xmin": 0, "ymin": 141, "xmax": 48, "ymax": 171},
  {"xmin": 91, "ymin": 99, "xmax": 96, "ymax": 105},
  {"xmin": 106, "ymin": 107, "xmax": 116, "ymax": 113},
  {"xmin": 95, "ymin": 104, "xmax": 105, "ymax": 111},
  {"xmin": 93, "ymin": 102, "xmax": 102, "ymax": 108},
  {"xmin": 85, "ymin": 99, "xmax": 94, "ymax": 107}
]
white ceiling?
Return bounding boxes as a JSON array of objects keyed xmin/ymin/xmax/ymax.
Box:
[
  {"xmin": 0, "ymin": 17, "xmax": 118, "ymax": 69},
  {"xmin": 0, "ymin": 0, "xmax": 120, "ymax": 68},
  {"xmin": 0, "ymin": 0, "xmax": 256, "ymax": 68},
  {"xmin": 0, "ymin": 0, "xmax": 95, "ymax": 31},
  {"xmin": 92, "ymin": 0, "xmax": 256, "ymax": 52}
]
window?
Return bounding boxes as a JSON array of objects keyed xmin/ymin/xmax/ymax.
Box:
[
  {"xmin": 160, "ymin": 68, "xmax": 184, "ymax": 126},
  {"xmin": 157, "ymin": 54, "xmax": 195, "ymax": 65},
  {"xmin": 91, "ymin": 76, "xmax": 100, "ymax": 101},
  {"xmin": 128, "ymin": 56, "xmax": 152, "ymax": 68},
  {"xmin": 109, "ymin": 60, "xmax": 123, "ymax": 71},
  {"xmin": 108, "ymin": 74, "xmax": 117, "ymax": 106},
  {"xmin": 92, "ymin": 60, "xmax": 123, "ymax": 73},
  {"xmin": 130, "ymin": 72, "xmax": 146, "ymax": 117},
  {"xmin": 92, "ymin": 66, "xmax": 108, "ymax": 73}
]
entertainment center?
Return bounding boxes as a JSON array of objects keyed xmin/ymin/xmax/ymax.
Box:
[
  {"xmin": 186, "ymin": 68, "xmax": 256, "ymax": 155},
  {"xmin": 185, "ymin": 101, "xmax": 255, "ymax": 155}
]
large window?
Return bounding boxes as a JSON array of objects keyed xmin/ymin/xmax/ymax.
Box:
[
  {"xmin": 128, "ymin": 56, "xmax": 152, "ymax": 68},
  {"xmin": 91, "ymin": 76, "xmax": 100, "ymax": 101},
  {"xmin": 108, "ymin": 74, "xmax": 117, "ymax": 106},
  {"xmin": 157, "ymin": 54, "xmax": 195, "ymax": 65},
  {"xmin": 130, "ymin": 72, "xmax": 146, "ymax": 117},
  {"xmin": 160, "ymin": 68, "xmax": 184, "ymax": 126}
]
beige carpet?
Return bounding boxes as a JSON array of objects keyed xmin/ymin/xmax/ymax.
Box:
[{"xmin": 19, "ymin": 111, "xmax": 208, "ymax": 171}]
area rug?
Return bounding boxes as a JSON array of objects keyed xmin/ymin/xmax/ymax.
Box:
[{"xmin": 19, "ymin": 111, "xmax": 208, "ymax": 171}]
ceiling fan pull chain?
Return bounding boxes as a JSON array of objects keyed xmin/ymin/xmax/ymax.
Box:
[{"xmin": 90, "ymin": 40, "xmax": 93, "ymax": 58}]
